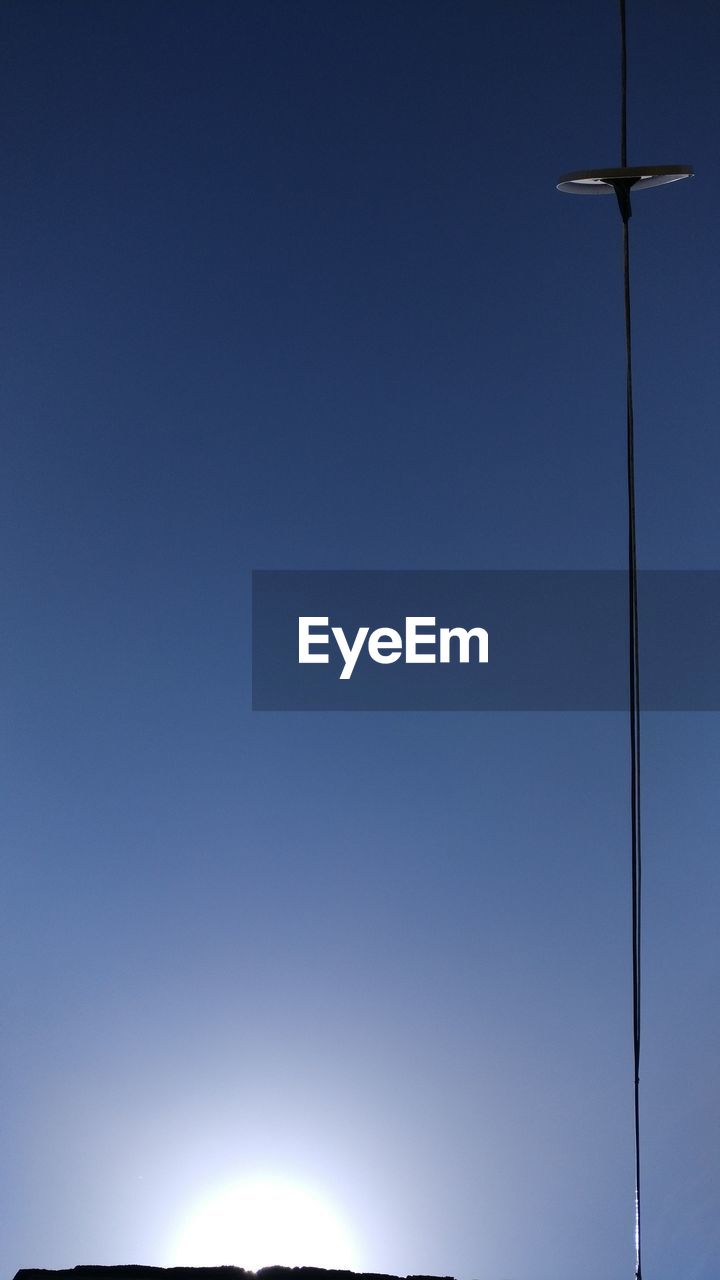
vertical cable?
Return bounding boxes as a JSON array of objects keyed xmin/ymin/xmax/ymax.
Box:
[
  {"xmin": 623, "ymin": 207, "xmax": 643, "ymax": 1280},
  {"xmin": 618, "ymin": 4, "xmax": 643, "ymax": 1278},
  {"xmin": 620, "ymin": 0, "xmax": 628, "ymax": 166}
]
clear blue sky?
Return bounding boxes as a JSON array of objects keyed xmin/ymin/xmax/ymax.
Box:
[{"xmin": 2, "ymin": 3, "xmax": 718, "ymax": 1279}]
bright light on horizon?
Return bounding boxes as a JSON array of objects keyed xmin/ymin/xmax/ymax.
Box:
[{"xmin": 171, "ymin": 1173, "xmax": 360, "ymax": 1272}]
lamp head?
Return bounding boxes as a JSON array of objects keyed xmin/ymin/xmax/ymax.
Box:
[{"xmin": 557, "ymin": 164, "xmax": 693, "ymax": 195}]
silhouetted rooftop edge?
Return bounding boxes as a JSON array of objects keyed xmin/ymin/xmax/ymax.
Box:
[{"xmin": 14, "ymin": 1267, "xmax": 455, "ymax": 1280}]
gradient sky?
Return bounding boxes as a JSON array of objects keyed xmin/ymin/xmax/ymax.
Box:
[{"xmin": 2, "ymin": 3, "xmax": 719, "ymax": 1280}]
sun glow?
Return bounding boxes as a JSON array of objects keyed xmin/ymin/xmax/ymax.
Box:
[{"xmin": 171, "ymin": 1174, "xmax": 360, "ymax": 1272}]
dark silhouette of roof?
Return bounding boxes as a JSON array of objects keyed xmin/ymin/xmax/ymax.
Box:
[{"xmin": 14, "ymin": 1267, "xmax": 455, "ymax": 1280}]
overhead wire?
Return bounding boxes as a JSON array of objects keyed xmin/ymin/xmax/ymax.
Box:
[{"xmin": 616, "ymin": 3, "xmax": 643, "ymax": 1277}]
